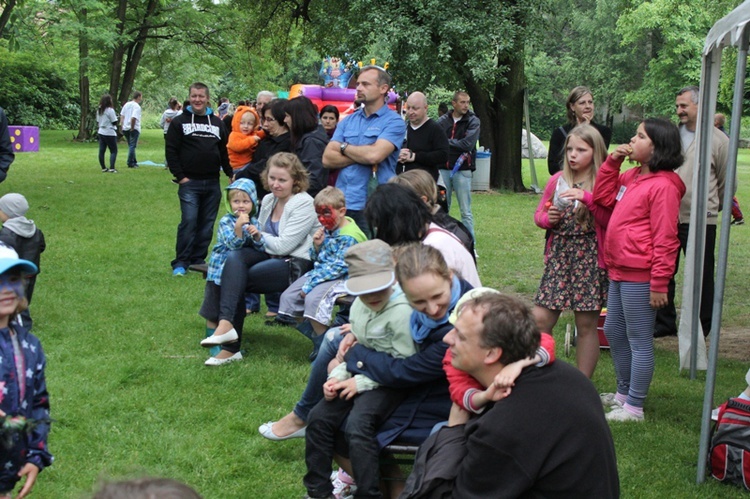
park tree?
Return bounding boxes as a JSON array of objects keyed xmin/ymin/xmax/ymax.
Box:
[
  {"xmin": 228, "ymin": 0, "xmax": 548, "ymax": 190},
  {"xmin": 285, "ymin": 0, "xmax": 549, "ymax": 191},
  {"xmin": 616, "ymin": 0, "xmax": 738, "ymax": 117},
  {"xmin": 0, "ymin": 0, "xmax": 23, "ymax": 39}
]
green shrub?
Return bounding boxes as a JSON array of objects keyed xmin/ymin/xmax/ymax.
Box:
[{"xmin": 0, "ymin": 47, "xmax": 79, "ymax": 129}]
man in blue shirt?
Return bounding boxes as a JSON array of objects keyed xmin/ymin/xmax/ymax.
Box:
[{"xmin": 323, "ymin": 66, "xmax": 406, "ymax": 234}]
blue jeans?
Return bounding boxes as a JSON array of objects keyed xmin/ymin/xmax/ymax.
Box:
[
  {"xmin": 293, "ymin": 329, "xmax": 345, "ymax": 422},
  {"xmin": 244, "ymin": 293, "xmax": 280, "ymax": 313},
  {"xmin": 172, "ymin": 178, "xmax": 221, "ymax": 270},
  {"xmin": 123, "ymin": 129, "xmax": 139, "ymax": 167},
  {"xmin": 439, "ymin": 169, "xmax": 475, "ymax": 239}
]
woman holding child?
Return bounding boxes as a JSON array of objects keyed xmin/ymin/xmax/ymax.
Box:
[
  {"xmin": 262, "ymin": 243, "xmax": 471, "ymax": 464},
  {"xmin": 235, "ymin": 99, "xmax": 291, "ymax": 200},
  {"xmin": 201, "ymin": 152, "xmax": 319, "ymax": 365},
  {"xmin": 284, "ymin": 96, "xmax": 329, "ymax": 197}
]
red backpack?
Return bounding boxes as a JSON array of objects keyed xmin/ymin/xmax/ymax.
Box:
[{"xmin": 709, "ymin": 397, "xmax": 750, "ymax": 490}]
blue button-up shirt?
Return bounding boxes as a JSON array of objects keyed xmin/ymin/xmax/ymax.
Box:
[{"xmin": 333, "ymin": 103, "xmax": 406, "ymax": 210}]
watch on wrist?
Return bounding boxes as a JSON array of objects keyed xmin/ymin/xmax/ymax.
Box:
[{"xmin": 340, "ymin": 142, "xmax": 349, "ymax": 155}]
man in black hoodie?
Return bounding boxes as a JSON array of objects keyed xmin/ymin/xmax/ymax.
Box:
[{"xmin": 166, "ymin": 82, "xmax": 232, "ymax": 276}]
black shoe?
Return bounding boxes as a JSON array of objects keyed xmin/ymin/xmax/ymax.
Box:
[
  {"xmin": 101, "ymin": 168, "xmax": 108, "ymax": 173},
  {"xmin": 654, "ymin": 329, "xmax": 677, "ymax": 338},
  {"xmin": 266, "ymin": 315, "xmax": 296, "ymax": 327}
]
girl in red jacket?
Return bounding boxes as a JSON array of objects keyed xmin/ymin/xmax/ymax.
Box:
[
  {"xmin": 593, "ymin": 118, "xmax": 685, "ymax": 422},
  {"xmin": 533, "ymin": 124, "xmax": 610, "ymax": 378}
]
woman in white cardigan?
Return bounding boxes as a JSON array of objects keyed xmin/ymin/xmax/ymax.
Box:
[{"xmin": 202, "ymin": 152, "xmax": 320, "ymax": 365}]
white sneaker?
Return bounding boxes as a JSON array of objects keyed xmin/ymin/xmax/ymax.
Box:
[
  {"xmin": 600, "ymin": 393, "xmax": 624, "ymax": 409},
  {"xmin": 204, "ymin": 352, "xmax": 243, "ymax": 366},
  {"xmin": 605, "ymin": 407, "xmax": 644, "ymax": 422}
]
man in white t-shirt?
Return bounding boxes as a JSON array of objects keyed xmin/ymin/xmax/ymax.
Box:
[{"xmin": 120, "ymin": 91, "xmax": 143, "ymax": 168}]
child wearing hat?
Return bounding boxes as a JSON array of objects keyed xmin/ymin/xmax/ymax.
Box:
[
  {"xmin": 198, "ymin": 178, "xmax": 262, "ymax": 364},
  {"xmin": 0, "ymin": 242, "xmax": 52, "ymax": 499},
  {"xmin": 303, "ymin": 240, "xmax": 416, "ymax": 499},
  {"xmin": 0, "ymin": 193, "xmax": 45, "ymax": 329}
]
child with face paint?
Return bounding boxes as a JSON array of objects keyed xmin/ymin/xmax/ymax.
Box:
[
  {"xmin": 277, "ymin": 186, "xmax": 367, "ymax": 341},
  {"xmin": 0, "ymin": 243, "xmax": 52, "ymax": 499}
]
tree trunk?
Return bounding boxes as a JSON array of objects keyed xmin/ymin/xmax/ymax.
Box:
[
  {"xmin": 76, "ymin": 7, "xmax": 90, "ymax": 141},
  {"xmin": 119, "ymin": 0, "xmax": 158, "ymax": 104},
  {"xmin": 465, "ymin": 55, "xmax": 526, "ymax": 192},
  {"xmin": 110, "ymin": 0, "xmax": 127, "ymax": 105},
  {"xmin": 492, "ymin": 54, "xmax": 526, "ymax": 191},
  {"xmin": 0, "ymin": 0, "xmax": 17, "ymax": 39}
]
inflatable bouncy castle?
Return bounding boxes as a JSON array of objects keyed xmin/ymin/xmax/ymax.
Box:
[
  {"xmin": 319, "ymin": 56, "xmax": 356, "ymax": 89},
  {"xmin": 290, "ymin": 57, "xmax": 399, "ymax": 116},
  {"xmin": 288, "ymin": 84, "xmax": 399, "ymax": 116}
]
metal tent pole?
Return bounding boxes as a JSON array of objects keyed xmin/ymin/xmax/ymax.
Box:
[{"xmin": 696, "ymin": 24, "xmax": 749, "ymax": 483}]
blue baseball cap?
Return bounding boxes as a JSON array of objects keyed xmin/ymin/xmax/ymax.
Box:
[{"xmin": 0, "ymin": 242, "xmax": 37, "ymax": 275}]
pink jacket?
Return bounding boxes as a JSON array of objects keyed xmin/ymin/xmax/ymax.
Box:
[
  {"xmin": 534, "ymin": 171, "xmax": 611, "ymax": 269},
  {"xmin": 593, "ymin": 154, "xmax": 685, "ymax": 292}
]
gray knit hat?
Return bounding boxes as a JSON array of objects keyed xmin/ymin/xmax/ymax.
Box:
[{"xmin": 0, "ymin": 193, "xmax": 29, "ymax": 218}]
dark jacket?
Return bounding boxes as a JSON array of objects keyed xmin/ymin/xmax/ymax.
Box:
[
  {"xmin": 295, "ymin": 126, "xmax": 329, "ymax": 198},
  {"xmin": 0, "ymin": 227, "xmax": 45, "ymax": 303},
  {"xmin": 401, "ymin": 119, "xmax": 449, "ymax": 181},
  {"xmin": 0, "ymin": 107, "xmax": 14, "ymax": 182},
  {"xmin": 165, "ymin": 108, "xmax": 232, "ymax": 181},
  {"xmin": 345, "ymin": 278, "xmax": 474, "ymax": 447},
  {"xmin": 547, "ymin": 122, "xmax": 612, "ymax": 175},
  {"xmin": 452, "ymin": 362, "xmax": 619, "ymax": 498},
  {"xmin": 235, "ymin": 132, "xmax": 292, "ymax": 200},
  {"xmin": 437, "ymin": 111, "xmax": 481, "ymax": 172},
  {"xmin": 0, "ymin": 321, "xmax": 53, "ymax": 490}
]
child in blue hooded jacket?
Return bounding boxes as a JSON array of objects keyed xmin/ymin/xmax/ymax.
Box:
[
  {"xmin": 198, "ymin": 178, "xmax": 262, "ymax": 364},
  {"xmin": 0, "ymin": 242, "xmax": 52, "ymax": 498}
]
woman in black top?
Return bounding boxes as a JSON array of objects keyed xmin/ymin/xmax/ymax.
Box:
[{"xmin": 547, "ymin": 86, "xmax": 612, "ymax": 175}]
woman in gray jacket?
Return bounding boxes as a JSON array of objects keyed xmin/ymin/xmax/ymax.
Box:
[{"xmin": 202, "ymin": 152, "xmax": 320, "ymax": 365}]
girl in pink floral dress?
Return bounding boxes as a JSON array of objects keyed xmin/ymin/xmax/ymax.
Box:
[{"xmin": 533, "ymin": 124, "xmax": 611, "ymax": 378}]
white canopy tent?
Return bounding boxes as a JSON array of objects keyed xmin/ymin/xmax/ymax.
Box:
[{"xmin": 690, "ymin": 0, "xmax": 750, "ymax": 483}]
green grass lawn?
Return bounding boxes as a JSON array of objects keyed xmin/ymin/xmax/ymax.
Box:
[{"xmin": 6, "ymin": 130, "xmax": 750, "ymax": 497}]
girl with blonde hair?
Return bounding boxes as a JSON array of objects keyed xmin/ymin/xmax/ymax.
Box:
[{"xmin": 533, "ymin": 124, "xmax": 610, "ymax": 377}]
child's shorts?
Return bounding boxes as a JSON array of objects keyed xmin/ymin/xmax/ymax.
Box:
[
  {"xmin": 278, "ymin": 276, "xmax": 347, "ymax": 325},
  {"xmin": 198, "ymin": 281, "xmax": 221, "ymax": 321}
]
